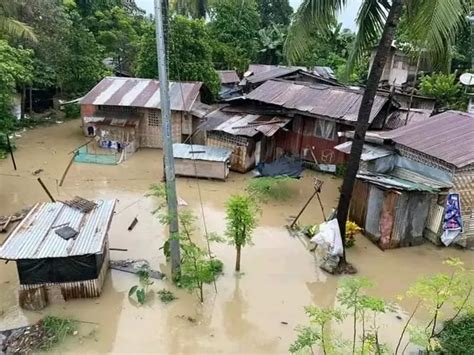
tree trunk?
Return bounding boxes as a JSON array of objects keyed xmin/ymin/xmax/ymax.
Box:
[
  {"xmin": 198, "ymin": 0, "xmax": 207, "ymax": 18},
  {"xmin": 21, "ymin": 86, "xmax": 25, "ymax": 120},
  {"xmin": 235, "ymin": 245, "xmax": 241, "ymax": 272},
  {"xmin": 336, "ymin": 0, "xmax": 404, "ymax": 265},
  {"xmin": 29, "ymin": 87, "xmax": 33, "ymax": 114}
]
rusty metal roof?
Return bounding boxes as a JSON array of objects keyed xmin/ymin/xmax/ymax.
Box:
[
  {"xmin": 385, "ymin": 108, "xmax": 433, "ymax": 129},
  {"xmin": 217, "ymin": 70, "xmax": 240, "ymax": 84},
  {"xmin": 0, "ymin": 200, "xmax": 116, "ymax": 260},
  {"xmin": 200, "ymin": 108, "xmax": 291, "ymax": 137},
  {"xmin": 80, "ymin": 77, "xmax": 202, "ymax": 112},
  {"xmin": 335, "ymin": 142, "xmax": 393, "ymax": 161},
  {"xmin": 246, "ymin": 80, "xmax": 388, "ymax": 123},
  {"xmin": 246, "ymin": 67, "xmax": 301, "ymax": 84},
  {"xmin": 383, "ymin": 110, "xmax": 474, "ymax": 168}
]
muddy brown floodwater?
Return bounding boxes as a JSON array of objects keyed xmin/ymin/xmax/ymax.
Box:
[{"xmin": 0, "ymin": 120, "xmax": 472, "ymax": 354}]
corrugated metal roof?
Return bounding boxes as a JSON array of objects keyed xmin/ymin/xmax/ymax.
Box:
[
  {"xmin": 391, "ymin": 167, "xmax": 452, "ymax": 189},
  {"xmin": 383, "ymin": 110, "xmax": 474, "ymax": 168},
  {"xmin": 357, "ymin": 172, "xmax": 441, "ymax": 193},
  {"xmin": 335, "ymin": 142, "xmax": 393, "ymax": 161},
  {"xmin": 173, "ymin": 143, "xmax": 232, "ymax": 162},
  {"xmin": 246, "ymin": 80, "xmax": 388, "ymax": 123},
  {"xmin": 246, "ymin": 67, "xmax": 300, "ymax": 84},
  {"xmin": 200, "ymin": 108, "xmax": 291, "ymax": 137},
  {"xmin": 218, "ymin": 70, "xmax": 240, "ymax": 84},
  {"xmin": 190, "ymin": 101, "xmax": 213, "ymax": 119},
  {"xmin": 80, "ymin": 77, "xmax": 202, "ymax": 112},
  {"xmin": 385, "ymin": 108, "xmax": 432, "ymax": 129},
  {"xmin": 0, "ymin": 200, "xmax": 116, "ymax": 260}
]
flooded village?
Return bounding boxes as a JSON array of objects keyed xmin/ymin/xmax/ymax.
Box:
[{"xmin": 1, "ymin": 0, "xmax": 474, "ymax": 354}]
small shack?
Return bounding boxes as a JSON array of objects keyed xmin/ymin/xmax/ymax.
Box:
[
  {"xmin": 173, "ymin": 143, "xmax": 232, "ymax": 180},
  {"xmin": 80, "ymin": 77, "xmax": 203, "ymax": 162},
  {"xmin": 199, "ymin": 107, "xmax": 291, "ymax": 172},
  {"xmin": 0, "ymin": 199, "xmax": 116, "ymax": 309},
  {"xmin": 350, "ymin": 169, "xmax": 451, "ymax": 249}
]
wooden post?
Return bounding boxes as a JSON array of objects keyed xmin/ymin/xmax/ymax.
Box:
[
  {"xmin": 37, "ymin": 178, "xmax": 55, "ymax": 202},
  {"xmin": 6, "ymin": 134, "xmax": 17, "ymax": 170},
  {"xmin": 59, "ymin": 152, "xmax": 78, "ymax": 187}
]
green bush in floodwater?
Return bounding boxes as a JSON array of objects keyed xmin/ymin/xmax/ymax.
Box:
[
  {"xmin": 247, "ymin": 176, "xmax": 295, "ymax": 202},
  {"xmin": 439, "ymin": 314, "xmax": 474, "ymax": 354}
]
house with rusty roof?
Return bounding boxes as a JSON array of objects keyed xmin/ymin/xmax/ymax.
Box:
[
  {"xmin": 339, "ymin": 111, "xmax": 474, "ymax": 249},
  {"xmin": 199, "ymin": 106, "xmax": 291, "ymax": 172},
  {"xmin": 79, "ymin": 77, "xmax": 204, "ymax": 162},
  {"xmin": 239, "ymin": 80, "xmax": 398, "ymax": 166}
]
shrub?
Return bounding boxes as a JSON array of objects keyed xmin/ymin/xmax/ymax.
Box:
[
  {"xmin": 64, "ymin": 103, "xmax": 80, "ymax": 119},
  {"xmin": 439, "ymin": 314, "xmax": 474, "ymax": 354}
]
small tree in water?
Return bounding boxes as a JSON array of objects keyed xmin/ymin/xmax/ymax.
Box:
[{"xmin": 224, "ymin": 194, "xmax": 259, "ymax": 272}]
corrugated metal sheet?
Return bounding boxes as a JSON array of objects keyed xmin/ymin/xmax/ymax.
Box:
[
  {"xmin": 385, "ymin": 108, "xmax": 432, "ymax": 129},
  {"xmin": 246, "ymin": 67, "xmax": 300, "ymax": 84},
  {"xmin": 80, "ymin": 77, "xmax": 202, "ymax": 112},
  {"xmin": 391, "ymin": 167, "xmax": 452, "ymax": 190},
  {"xmin": 190, "ymin": 101, "xmax": 213, "ymax": 119},
  {"xmin": 311, "ymin": 66, "xmax": 336, "ymax": 79},
  {"xmin": 200, "ymin": 108, "xmax": 291, "ymax": 137},
  {"xmin": 357, "ymin": 172, "xmax": 442, "ymax": 192},
  {"xmin": 0, "ymin": 200, "xmax": 116, "ymax": 260},
  {"xmin": 246, "ymin": 80, "xmax": 388, "ymax": 123},
  {"xmin": 383, "ymin": 110, "xmax": 474, "ymax": 168},
  {"xmin": 334, "ymin": 142, "xmax": 393, "ymax": 161},
  {"xmin": 173, "ymin": 143, "xmax": 232, "ymax": 162},
  {"xmin": 217, "ymin": 70, "xmax": 240, "ymax": 84}
]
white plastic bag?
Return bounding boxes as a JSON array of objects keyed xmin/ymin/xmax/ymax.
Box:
[{"xmin": 310, "ymin": 219, "xmax": 344, "ymax": 257}]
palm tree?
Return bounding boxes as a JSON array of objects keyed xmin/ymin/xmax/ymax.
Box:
[
  {"xmin": 285, "ymin": 0, "xmax": 468, "ymax": 271},
  {"xmin": 0, "ymin": 0, "xmax": 36, "ymax": 41}
]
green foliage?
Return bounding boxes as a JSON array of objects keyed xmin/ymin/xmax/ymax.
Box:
[
  {"xmin": 136, "ymin": 17, "xmax": 220, "ymax": 101},
  {"xmin": 55, "ymin": 9, "xmax": 109, "ymax": 95},
  {"xmin": 64, "ymin": 104, "xmax": 81, "ymax": 119},
  {"xmin": 225, "ymin": 194, "xmax": 259, "ymax": 248},
  {"xmin": 208, "ymin": 0, "xmax": 261, "ymax": 62},
  {"xmin": 439, "ymin": 313, "xmax": 474, "ymax": 354},
  {"xmin": 289, "ymin": 306, "xmax": 345, "ymax": 354},
  {"xmin": 0, "ymin": 39, "xmax": 33, "ymax": 133},
  {"xmin": 157, "ymin": 289, "xmax": 177, "ymax": 304},
  {"xmin": 419, "ymin": 72, "xmax": 467, "ymax": 111},
  {"xmin": 209, "ymin": 38, "xmax": 249, "ymax": 72},
  {"xmin": 247, "ymin": 176, "xmax": 294, "ymax": 202},
  {"xmin": 257, "ymin": 24, "xmax": 286, "ymax": 65},
  {"xmin": 128, "ymin": 267, "xmax": 154, "ymax": 305},
  {"xmin": 256, "ymin": 0, "xmax": 292, "ymax": 27},
  {"xmin": 41, "ymin": 316, "xmax": 77, "ymax": 350},
  {"xmin": 87, "ymin": 6, "xmax": 143, "ymax": 75}
]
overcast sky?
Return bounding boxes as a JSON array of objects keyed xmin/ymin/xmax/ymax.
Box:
[{"xmin": 135, "ymin": 0, "xmax": 362, "ymax": 31}]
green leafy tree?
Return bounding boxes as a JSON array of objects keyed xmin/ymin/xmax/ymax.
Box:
[
  {"xmin": 208, "ymin": 0, "xmax": 261, "ymax": 62},
  {"xmin": 136, "ymin": 17, "xmax": 220, "ymax": 101},
  {"xmin": 224, "ymin": 194, "xmax": 259, "ymax": 272},
  {"xmin": 419, "ymin": 72, "xmax": 467, "ymax": 111},
  {"xmin": 209, "ymin": 39, "xmax": 249, "ymax": 72},
  {"xmin": 172, "ymin": 0, "xmax": 208, "ymax": 18},
  {"xmin": 0, "ymin": 39, "xmax": 33, "ymax": 133},
  {"xmin": 257, "ymin": 24, "xmax": 286, "ymax": 65},
  {"xmin": 289, "ymin": 306, "xmax": 346, "ymax": 354},
  {"xmin": 55, "ymin": 8, "xmax": 109, "ymax": 95},
  {"xmin": 256, "ymin": 0, "xmax": 292, "ymax": 27},
  {"xmin": 87, "ymin": 6, "xmax": 143, "ymax": 75}
]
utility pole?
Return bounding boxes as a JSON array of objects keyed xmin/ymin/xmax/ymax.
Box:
[{"xmin": 154, "ymin": 0, "xmax": 180, "ymax": 279}]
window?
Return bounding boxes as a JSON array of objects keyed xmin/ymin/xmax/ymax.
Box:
[
  {"xmin": 314, "ymin": 119, "xmax": 336, "ymax": 140},
  {"xmin": 148, "ymin": 110, "xmax": 161, "ymax": 126}
]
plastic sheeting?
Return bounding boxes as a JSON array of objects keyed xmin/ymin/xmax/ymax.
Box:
[
  {"xmin": 17, "ymin": 254, "xmax": 104, "ymax": 284},
  {"xmin": 255, "ymin": 155, "xmax": 304, "ymax": 178},
  {"xmin": 310, "ymin": 219, "xmax": 344, "ymax": 257}
]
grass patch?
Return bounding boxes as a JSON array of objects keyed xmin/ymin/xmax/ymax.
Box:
[
  {"xmin": 157, "ymin": 289, "xmax": 177, "ymax": 304},
  {"xmin": 41, "ymin": 316, "xmax": 77, "ymax": 349},
  {"xmin": 247, "ymin": 176, "xmax": 295, "ymax": 202}
]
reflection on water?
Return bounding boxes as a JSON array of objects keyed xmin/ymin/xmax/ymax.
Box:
[{"xmin": 0, "ymin": 120, "xmax": 472, "ymax": 353}]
